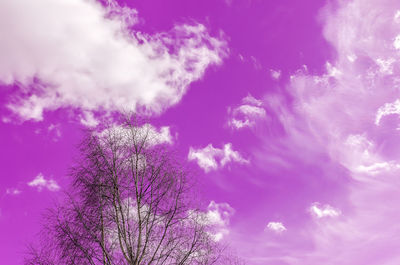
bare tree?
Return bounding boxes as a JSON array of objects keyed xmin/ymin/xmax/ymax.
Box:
[{"xmin": 25, "ymin": 116, "xmax": 234, "ymax": 265}]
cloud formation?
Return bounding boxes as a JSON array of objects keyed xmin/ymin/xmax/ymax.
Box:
[
  {"xmin": 309, "ymin": 202, "xmax": 341, "ymax": 219},
  {"xmin": 375, "ymin": 99, "xmax": 400, "ymax": 126},
  {"xmin": 227, "ymin": 94, "xmax": 266, "ymax": 129},
  {"xmin": 188, "ymin": 143, "xmax": 248, "ymax": 172},
  {"xmin": 202, "ymin": 201, "xmax": 235, "ymax": 241},
  {"xmin": 5, "ymin": 188, "xmax": 21, "ymax": 196},
  {"xmin": 0, "ymin": 0, "xmax": 227, "ymax": 121},
  {"xmin": 270, "ymin": 69, "xmax": 281, "ymax": 80},
  {"xmin": 265, "ymin": 221, "xmax": 286, "ymax": 233},
  {"xmin": 27, "ymin": 173, "xmax": 60, "ymax": 192}
]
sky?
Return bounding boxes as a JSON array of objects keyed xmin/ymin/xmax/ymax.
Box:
[{"xmin": 1, "ymin": 0, "xmax": 400, "ymax": 264}]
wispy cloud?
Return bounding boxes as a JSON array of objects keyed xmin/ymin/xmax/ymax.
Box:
[
  {"xmin": 47, "ymin": 123, "xmax": 62, "ymax": 141},
  {"xmin": 256, "ymin": 0, "xmax": 400, "ymax": 263}
]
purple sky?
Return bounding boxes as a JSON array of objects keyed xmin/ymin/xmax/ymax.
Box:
[{"xmin": 2, "ymin": 0, "xmax": 400, "ymax": 264}]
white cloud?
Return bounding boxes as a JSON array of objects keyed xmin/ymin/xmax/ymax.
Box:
[
  {"xmin": 242, "ymin": 94, "xmax": 263, "ymax": 106},
  {"xmin": 270, "ymin": 69, "xmax": 282, "ymax": 80},
  {"xmin": 395, "ymin": 10, "xmax": 400, "ymax": 23},
  {"xmin": 375, "ymin": 99, "xmax": 400, "ymax": 126},
  {"xmin": 265, "ymin": 222, "xmax": 286, "ymax": 233},
  {"xmin": 346, "ymin": 53, "xmax": 357, "ymax": 62},
  {"xmin": 192, "ymin": 201, "xmax": 235, "ymax": 241},
  {"xmin": 220, "ymin": 143, "xmax": 248, "ymax": 166},
  {"xmin": 230, "ymin": 119, "xmax": 251, "ymax": 129},
  {"xmin": 394, "ymin": 35, "xmax": 400, "ymax": 50},
  {"xmin": 228, "ymin": 94, "xmax": 266, "ymax": 129},
  {"xmin": 341, "ymin": 134, "xmax": 377, "ymax": 172},
  {"xmin": 6, "ymin": 188, "xmax": 21, "ymax": 195},
  {"xmin": 376, "ymin": 58, "xmax": 396, "ymax": 74},
  {"xmin": 206, "ymin": 201, "xmax": 235, "ymax": 226},
  {"xmin": 47, "ymin": 123, "xmax": 62, "ymax": 141},
  {"xmin": 237, "ymin": 105, "xmax": 265, "ymax": 116},
  {"xmin": 309, "ymin": 202, "xmax": 341, "ymax": 219},
  {"xmin": 344, "ymin": 134, "xmax": 373, "ymax": 150},
  {"xmin": 341, "ymin": 134, "xmax": 400, "ymax": 176},
  {"xmin": 0, "ymin": 0, "xmax": 227, "ymax": 121},
  {"xmin": 100, "ymin": 123, "xmax": 173, "ymax": 146},
  {"xmin": 150, "ymin": 126, "xmax": 173, "ymax": 145},
  {"xmin": 27, "ymin": 173, "xmax": 60, "ymax": 192},
  {"xmin": 188, "ymin": 144, "xmax": 219, "ymax": 172},
  {"xmin": 356, "ymin": 161, "xmax": 400, "ymax": 175},
  {"xmin": 80, "ymin": 111, "xmax": 100, "ymax": 127},
  {"xmin": 188, "ymin": 143, "xmax": 248, "ymax": 172}
]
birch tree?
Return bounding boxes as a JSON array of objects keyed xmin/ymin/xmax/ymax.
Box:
[{"xmin": 25, "ymin": 116, "xmax": 234, "ymax": 265}]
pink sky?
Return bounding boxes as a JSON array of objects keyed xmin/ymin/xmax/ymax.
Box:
[{"xmin": 2, "ymin": 0, "xmax": 400, "ymax": 264}]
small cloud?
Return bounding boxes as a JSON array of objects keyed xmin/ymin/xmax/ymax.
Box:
[
  {"xmin": 342, "ymin": 134, "xmax": 400, "ymax": 176},
  {"xmin": 27, "ymin": 173, "xmax": 60, "ymax": 192},
  {"xmin": 347, "ymin": 53, "xmax": 357, "ymax": 62},
  {"xmin": 228, "ymin": 94, "xmax": 266, "ymax": 130},
  {"xmin": 345, "ymin": 134, "xmax": 373, "ymax": 150},
  {"xmin": 6, "ymin": 188, "xmax": 21, "ymax": 195},
  {"xmin": 188, "ymin": 144, "xmax": 219, "ymax": 172},
  {"xmin": 395, "ymin": 10, "xmax": 400, "ymax": 23},
  {"xmin": 325, "ymin": 62, "xmax": 341, "ymax": 77},
  {"xmin": 356, "ymin": 161, "xmax": 400, "ymax": 175},
  {"xmin": 188, "ymin": 143, "xmax": 248, "ymax": 172},
  {"xmin": 48, "ymin": 123, "xmax": 62, "ymax": 141},
  {"xmin": 80, "ymin": 111, "xmax": 99, "ymax": 127},
  {"xmin": 394, "ymin": 35, "xmax": 400, "ymax": 50},
  {"xmin": 2, "ymin": 116, "xmax": 11, "ymax": 123},
  {"xmin": 376, "ymin": 58, "xmax": 395, "ymax": 75},
  {"xmin": 375, "ymin": 99, "xmax": 400, "ymax": 126},
  {"xmin": 220, "ymin": 143, "xmax": 248, "ymax": 166},
  {"xmin": 309, "ymin": 202, "xmax": 341, "ymax": 219},
  {"xmin": 242, "ymin": 94, "xmax": 263, "ymax": 106},
  {"xmin": 206, "ymin": 201, "xmax": 235, "ymax": 226},
  {"xmin": 265, "ymin": 221, "xmax": 286, "ymax": 233},
  {"xmin": 192, "ymin": 201, "xmax": 235, "ymax": 241},
  {"xmin": 250, "ymin": 56, "xmax": 262, "ymax": 70},
  {"xmin": 100, "ymin": 124, "xmax": 173, "ymax": 146},
  {"xmin": 270, "ymin": 69, "xmax": 281, "ymax": 80},
  {"xmin": 149, "ymin": 126, "xmax": 173, "ymax": 145}
]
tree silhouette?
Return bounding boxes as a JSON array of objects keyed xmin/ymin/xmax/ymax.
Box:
[{"xmin": 25, "ymin": 116, "xmax": 240, "ymax": 265}]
